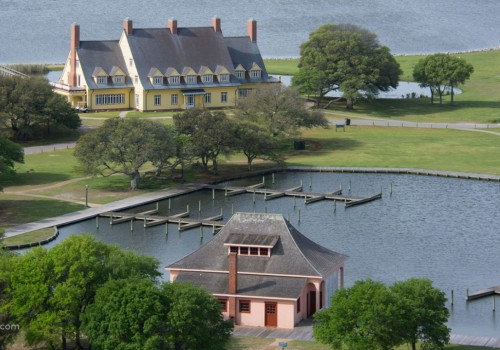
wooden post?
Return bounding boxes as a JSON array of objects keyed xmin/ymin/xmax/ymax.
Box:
[
  {"xmin": 166, "ymin": 223, "xmax": 168, "ymax": 236},
  {"xmin": 451, "ymin": 289, "xmax": 454, "ymax": 306},
  {"xmin": 96, "ymin": 216, "xmax": 99, "ymax": 229},
  {"xmin": 110, "ymin": 215, "xmax": 113, "ymax": 225},
  {"xmin": 178, "ymin": 220, "xmax": 181, "ymax": 230},
  {"xmin": 168, "ymin": 198, "xmax": 171, "ymax": 210},
  {"xmin": 300, "ymin": 179, "xmax": 303, "ymax": 188},
  {"xmin": 309, "ymin": 174, "xmax": 312, "ymax": 190},
  {"xmin": 186, "ymin": 204, "xmax": 189, "ymax": 214},
  {"xmin": 334, "ymin": 200, "xmax": 337, "ymax": 213},
  {"xmin": 293, "ymin": 196, "xmax": 296, "ymax": 208},
  {"xmin": 156, "ymin": 202, "xmax": 159, "ymax": 211},
  {"xmin": 231, "ymin": 203, "xmax": 234, "ymax": 215},
  {"xmin": 225, "ymin": 186, "xmax": 228, "ymax": 197},
  {"xmin": 199, "ymin": 200, "xmax": 201, "ymax": 213},
  {"xmin": 340, "ymin": 183, "xmax": 342, "ymax": 192},
  {"xmin": 467, "ymin": 288, "xmax": 469, "ymax": 298},
  {"xmin": 253, "ymin": 190, "xmax": 256, "ymax": 204},
  {"xmin": 212, "ymin": 223, "xmax": 216, "ymax": 234},
  {"xmin": 212, "ymin": 188, "xmax": 215, "ymax": 200},
  {"xmin": 143, "ymin": 217, "xmax": 146, "ymax": 228},
  {"xmin": 130, "ymin": 219, "xmax": 134, "ymax": 232},
  {"xmin": 390, "ymin": 182, "xmax": 393, "ymax": 195},
  {"xmin": 220, "ymin": 207, "xmax": 223, "ymax": 217},
  {"xmin": 493, "ymin": 296, "xmax": 496, "ymax": 312},
  {"xmin": 200, "ymin": 226, "xmax": 203, "ymax": 238},
  {"xmin": 262, "ymin": 176, "xmax": 265, "ymax": 185},
  {"xmin": 264, "ymin": 189, "xmax": 267, "ymax": 200},
  {"xmin": 298, "ymin": 209, "xmax": 301, "ymax": 223},
  {"xmin": 272, "ymin": 172, "xmax": 275, "ymax": 184},
  {"xmin": 349, "ymin": 180, "xmax": 351, "ymax": 193}
]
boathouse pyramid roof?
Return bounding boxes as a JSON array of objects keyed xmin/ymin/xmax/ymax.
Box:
[{"xmin": 167, "ymin": 212, "xmax": 347, "ymax": 298}]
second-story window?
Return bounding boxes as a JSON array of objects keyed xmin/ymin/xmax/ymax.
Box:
[
  {"xmin": 236, "ymin": 71, "xmax": 245, "ymax": 79},
  {"xmin": 186, "ymin": 75, "xmax": 197, "ymax": 84},
  {"xmin": 153, "ymin": 76, "xmax": 163, "ymax": 85},
  {"xmin": 113, "ymin": 76, "xmax": 123, "ymax": 84},
  {"xmin": 169, "ymin": 76, "xmax": 180, "ymax": 84},
  {"xmin": 97, "ymin": 76, "xmax": 106, "ymax": 84},
  {"xmin": 202, "ymin": 74, "xmax": 213, "ymax": 83},
  {"xmin": 219, "ymin": 74, "xmax": 229, "ymax": 82},
  {"xmin": 250, "ymin": 70, "xmax": 261, "ymax": 79}
]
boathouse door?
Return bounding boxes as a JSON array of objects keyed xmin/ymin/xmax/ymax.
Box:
[
  {"xmin": 265, "ymin": 302, "xmax": 277, "ymax": 327},
  {"xmin": 309, "ymin": 291, "xmax": 316, "ymax": 316}
]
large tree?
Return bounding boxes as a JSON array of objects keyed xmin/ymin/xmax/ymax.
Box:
[
  {"xmin": 392, "ymin": 278, "xmax": 450, "ymax": 350},
  {"xmin": 293, "ymin": 24, "xmax": 401, "ymax": 109},
  {"xmin": 235, "ymin": 84, "xmax": 327, "ymax": 137},
  {"xmin": 82, "ymin": 278, "xmax": 170, "ymax": 350},
  {"xmin": 314, "ymin": 278, "xmax": 450, "ymax": 350},
  {"xmin": 173, "ymin": 109, "xmax": 237, "ymax": 175},
  {"xmin": 5, "ymin": 235, "xmax": 160, "ymax": 349},
  {"xmin": 0, "ymin": 250, "xmax": 19, "ymax": 350},
  {"xmin": 0, "ymin": 137, "xmax": 24, "ymax": 190},
  {"xmin": 0, "ymin": 76, "xmax": 80, "ymax": 140},
  {"xmin": 162, "ymin": 282, "xmax": 233, "ymax": 350},
  {"xmin": 413, "ymin": 53, "xmax": 473, "ymax": 105},
  {"xmin": 74, "ymin": 118, "xmax": 177, "ymax": 190}
]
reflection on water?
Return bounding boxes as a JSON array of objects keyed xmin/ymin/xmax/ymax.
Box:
[{"xmin": 53, "ymin": 172, "xmax": 500, "ymax": 337}]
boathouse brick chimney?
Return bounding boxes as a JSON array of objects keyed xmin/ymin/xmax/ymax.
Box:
[
  {"xmin": 168, "ymin": 18, "xmax": 177, "ymax": 34},
  {"xmin": 247, "ymin": 18, "xmax": 257, "ymax": 42},
  {"xmin": 123, "ymin": 18, "xmax": 133, "ymax": 35},
  {"xmin": 228, "ymin": 252, "xmax": 238, "ymax": 322},
  {"xmin": 211, "ymin": 16, "xmax": 221, "ymax": 33},
  {"xmin": 69, "ymin": 23, "xmax": 80, "ymax": 87}
]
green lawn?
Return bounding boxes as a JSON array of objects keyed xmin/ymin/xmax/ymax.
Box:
[
  {"xmin": 264, "ymin": 58, "xmax": 300, "ymax": 75},
  {"xmin": 1, "ymin": 227, "xmax": 56, "ymax": 246},
  {"xmin": 126, "ymin": 111, "xmax": 176, "ymax": 118}
]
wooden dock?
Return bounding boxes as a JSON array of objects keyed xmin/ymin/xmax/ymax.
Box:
[
  {"xmin": 467, "ymin": 286, "xmax": 500, "ymax": 301},
  {"xmin": 99, "ymin": 211, "xmax": 225, "ymax": 231},
  {"xmin": 209, "ymin": 182, "xmax": 382, "ymax": 207}
]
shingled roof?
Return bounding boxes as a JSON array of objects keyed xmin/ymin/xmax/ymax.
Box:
[{"xmin": 167, "ymin": 212, "xmax": 348, "ymax": 277}]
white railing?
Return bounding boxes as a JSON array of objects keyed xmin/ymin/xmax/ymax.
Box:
[{"xmin": 49, "ymin": 81, "xmax": 85, "ymax": 91}]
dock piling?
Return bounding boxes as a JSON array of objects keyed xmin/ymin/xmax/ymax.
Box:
[
  {"xmin": 143, "ymin": 217, "xmax": 146, "ymax": 228},
  {"xmin": 200, "ymin": 226, "xmax": 203, "ymax": 238},
  {"xmin": 96, "ymin": 216, "xmax": 99, "ymax": 229},
  {"xmin": 110, "ymin": 215, "xmax": 113, "ymax": 225},
  {"xmin": 156, "ymin": 202, "xmax": 159, "ymax": 211},
  {"xmin": 186, "ymin": 204, "xmax": 190, "ymax": 214},
  {"xmin": 262, "ymin": 176, "xmax": 265, "ymax": 185},
  {"xmin": 232, "ymin": 203, "xmax": 234, "ymax": 215},
  {"xmin": 212, "ymin": 188, "xmax": 215, "ymax": 200},
  {"xmin": 309, "ymin": 175, "xmax": 312, "ymax": 190},
  {"xmin": 166, "ymin": 223, "xmax": 168, "ymax": 236},
  {"xmin": 334, "ymin": 200, "xmax": 337, "ymax": 213},
  {"xmin": 390, "ymin": 182, "xmax": 393, "ymax": 195},
  {"xmin": 349, "ymin": 180, "xmax": 351, "ymax": 193},
  {"xmin": 168, "ymin": 198, "xmax": 171, "ymax": 211},
  {"xmin": 272, "ymin": 173, "xmax": 275, "ymax": 184},
  {"xmin": 494, "ymin": 296, "xmax": 496, "ymax": 312},
  {"xmin": 253, "ymin": 190, "xmax": 256, "ymax": 204},
  {"xmin": 298, "ymin": 209, "xmax": 301, "ymax": 223},
  {"xmin": 225, "ymin": 186, "xmax": 228, "ymax": 197},
  {"xmin": 130, "ymin": 219, "xmax": 134, "ymax": 232},
  {"xmin": 293, "ymin": 196, "xmax": 296, "ymax": 208},
  {"xmin": 451, "ymin": 289, "xmax": 454, "ymax": 306}
]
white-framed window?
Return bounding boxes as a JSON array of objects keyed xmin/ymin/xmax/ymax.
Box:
[
  {"xmin": 202, "ymin": 74, "xmax": 213, "ymax": 83},
  {"xmin": 154, "ymin": 95, "xmax": 161, "ymax": 106},
  {"xmin": 169, "ymin": 76, "xmax": 180, "ymax": 84},
  {"xmin": 97, "ymin": 76, "xmax": 107, "ymax": 84},
  {"xmin": 205, "ymin": 93, "xmax": 211, "ymax": 104},
  {"xmin": 186, "ymin": 75, "xmax": 197, "ymax": 84},
  {"xmin": 171, "ymin": 94, "xmax": 178, "ymax": 105},
  {"xmin": 221, "ymin": 92, "xmax": 228, "ymax": 103},
  {"xmin": 250, "ymin": 70, "xmax": 261, "ymax": 79},
  {"xmin": 219, "ymin": 74, "xmax": 229, "ymax": 82},
  {"xmin": 95, "ymin": 94, "xmax": 125, "ymax": 105},
  {"xmin": 236, "ymin": 71, "xmax": 245, "ymax": 79},
  {"xmin": 153, "ymin": 76, "xmax": 163, "ymax": 85},
  {"xmin": 113, "ymin": 76, "xmax": 123, "ymax": 84},
  {"xmin": 238, "ymin": 88, "xmax": 252, "ymax": 97},
  {"xmin": 134, "ymin": 75, "xmax": 138, "ymax": 84}
]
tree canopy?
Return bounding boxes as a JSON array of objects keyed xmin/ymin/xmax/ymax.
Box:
[
  {"xmin": 74, "ymin": 118, "xmax": 177, "ymax": 190},
  {"xmin": 0, "ymin": 137, "xmax": 24, "ymax": 190},
  {"xmin": 413, "ymin": 53, "xmax": 473, "ymax": 105},
  {"xmin": 235, "ymin": 84, "xmax": 328, "ymax": 137},
  {"xmin": 0, "ymin": 76, "xmax": 81, "ymax": 140},
  {"xmin": 314, "ymin": 278, "xmax": 450, "ymax": 350},
  {"xmin": 293, "ymin": 23, "xmax": 401, "ymax": 109}
]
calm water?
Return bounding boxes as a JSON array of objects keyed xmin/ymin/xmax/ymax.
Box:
[
  {"xmin": 48, "ymin": 172, "xmax": 500, "ymax": 337},
  {"xmin": 1, "ymin": 0, "xmax": 500, "ymax": 64}
]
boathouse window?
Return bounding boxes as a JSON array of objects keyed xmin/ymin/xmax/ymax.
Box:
[
  {"xmin": 259, "ymin": 248, "xmax": 269, "ymax": 256},
  {"xmin": 250, "ymin": 247, "xmax": 259, "ymax": 255},
  {"xmin": 240, "ymin": 247, "xmax": 249, "ymax": 255},
  {"xmin": 239, "ymin": 300, "xmax": 251, "ymax": 313},
  {"xmin": 218, "ymin": 298, "xmax": 227, "ymax": 312},
  {"xmin": 297, "ymin": 297, "xmax": 301, "ymax": 313}
]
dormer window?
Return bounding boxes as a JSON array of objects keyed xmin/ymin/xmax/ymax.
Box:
[
  {"xmin": 236, "ymin": 71, "xmax": 245, "ymax": 79},
  {"xmin": 219, "ymin": 74, "xmax": 230, "ymax": 82},
  {"xmin": 224, "ymin": 233, "xmax": 278, "ymax": 257},
  {"xmin": 113, "ymin": 76, "xmax": 124, "ymax": 84},
  {"xmin": 202, "ymin": 74, "xmax": 213, "ymax": 83},
  {"xmin": 250, "ymin": 70, "xmax": 261, "ymax": 79},
  {"xmin": 97, "ymin": 76, "xmax": 107, "ymax": 84},
  {"xmin": 153, "ymin": 76, "xmax": 163, "ymax": 85},
  {"xmin": 186, "ymin": 75, "xmax": 197, "ymax": 84},
  {"xmin": 169, "ymin": 76, "xmax": 180, "ymax": 84}
]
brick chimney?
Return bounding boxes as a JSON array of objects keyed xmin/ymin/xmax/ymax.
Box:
[
  {"xmin": 247, "ymin": 18, "xmax": 257, "ymax": 42},
  {"xmin": 123, "ymin": 18, "xmax": 133, "ymax": 35},
  {"xmin": 228, "ymin": 252, "xmax": 238, "ymax": 321},
  {"xmin": 69, "ymin": 23, "xmax": 80, "ymax": 86},
  {"xmin": 211, "ymin": 16, "xmax": 221, "ymax": 33},
  {"xmin": 168, "ymin": 18, "xmax": 177, "ymax": 35}
]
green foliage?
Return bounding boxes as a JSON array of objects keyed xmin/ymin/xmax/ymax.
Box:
[
  {"xmin": 174, "ymin": 109, "xmax": 236, "ymax": 175},
  {"xmin": 5, "ymin": 64, "xmax": 49, "ymax": 75},
  {"xmin": 4, "ymin": 235, "xmax": 160, "ymax": 349},
  {"xmin": 0, "ymin": 76, "xmax": 80, "ymax": 140},
  {"xmin": 294, "ymin": 23, "xmax": 401, "ymax": 108},
  {"xmin": 413, "ymin": 54, "xmax": 473, "ymax": 105},
  {"xmin": 0, "ymin": 137, "xmax": 24, "ymax": 190},
  {"xmin": 162, "ymin": 282, "xmax": 233, "ymax": 350},
  {"xmin": 0, "ymin": 251, "xmax": 19, "ymax": 350},
  {"xmin": 314, "ymin": 278, "xmax": 450, "ymax": 350},
  {"xmin": 74, "ymin": 118, "xmax": 177, "ymax": 190},
  {"xmin": 235, "ymin": 84, "xmax": 328, "ymax": 138},
  {"xmin": 82, "ymin": 278, "xmax": 169, "ymax": 350}
]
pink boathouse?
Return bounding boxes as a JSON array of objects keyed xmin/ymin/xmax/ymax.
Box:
[{"xmin": 167, "ymin": 212, "xmax": 348, "ymax": 329}]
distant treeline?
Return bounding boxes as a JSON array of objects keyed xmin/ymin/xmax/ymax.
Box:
[{"xmin": 6, "ymin": 64, "xmax": 50, "ymax": 75}]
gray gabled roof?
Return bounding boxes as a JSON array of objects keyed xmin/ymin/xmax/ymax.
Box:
[
  {"xmin": 167, "ymin": 212, "xmax": 348, "ymax": 277},
  {"xmin": 126, "ymin": 27, "xmax": 241, "ymax": 89},
  {"xmin": 224, "ymin": 36, "xmax": 271, "ymax": 82},
  {"xmin": 77, "ymin": 40, "xmax": 133, "ymax": 89}
]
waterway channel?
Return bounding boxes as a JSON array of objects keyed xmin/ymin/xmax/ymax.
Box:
[{"xmin": 45, "ymin": 171, "xmax": 500, "ymax": 337}]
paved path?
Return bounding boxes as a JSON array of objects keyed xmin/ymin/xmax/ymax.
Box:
[
  {"xmin": 233, "ymin": 322, "xmax": 500, "ymax": 348},
  {"xmin": 23, "ymin": 142, "xmax": 77, "ymax": 155},
  {"xmin": 3, "ymin": 183, "xmax": 206, "ymax": 238}
]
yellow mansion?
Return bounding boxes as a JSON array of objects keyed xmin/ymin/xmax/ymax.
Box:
[{"xmin": 53, "ymin": 18, "xmax": 275, "ymax": 111}]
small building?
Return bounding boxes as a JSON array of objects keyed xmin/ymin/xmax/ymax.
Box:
[
  {"xmin": 167, "ymin": 212, "xmax": 348, "ymax": 329},
  {"xmin": 54, "ymin": 17, "xmax": 276, "ymax": 111}
]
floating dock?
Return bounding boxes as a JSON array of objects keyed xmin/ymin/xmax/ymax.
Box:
[
  {"xmin": 209, "ymin": 182, "xmax": 382, "ymax": 207},
  {"xmin": 467, "ymin": 286, "xmax": 500, "ymax": 301}
]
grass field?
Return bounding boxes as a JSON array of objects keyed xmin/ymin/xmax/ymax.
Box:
[{"xmin": 2, "ymin": 227, "xmax": 55, "ymax": 246}]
